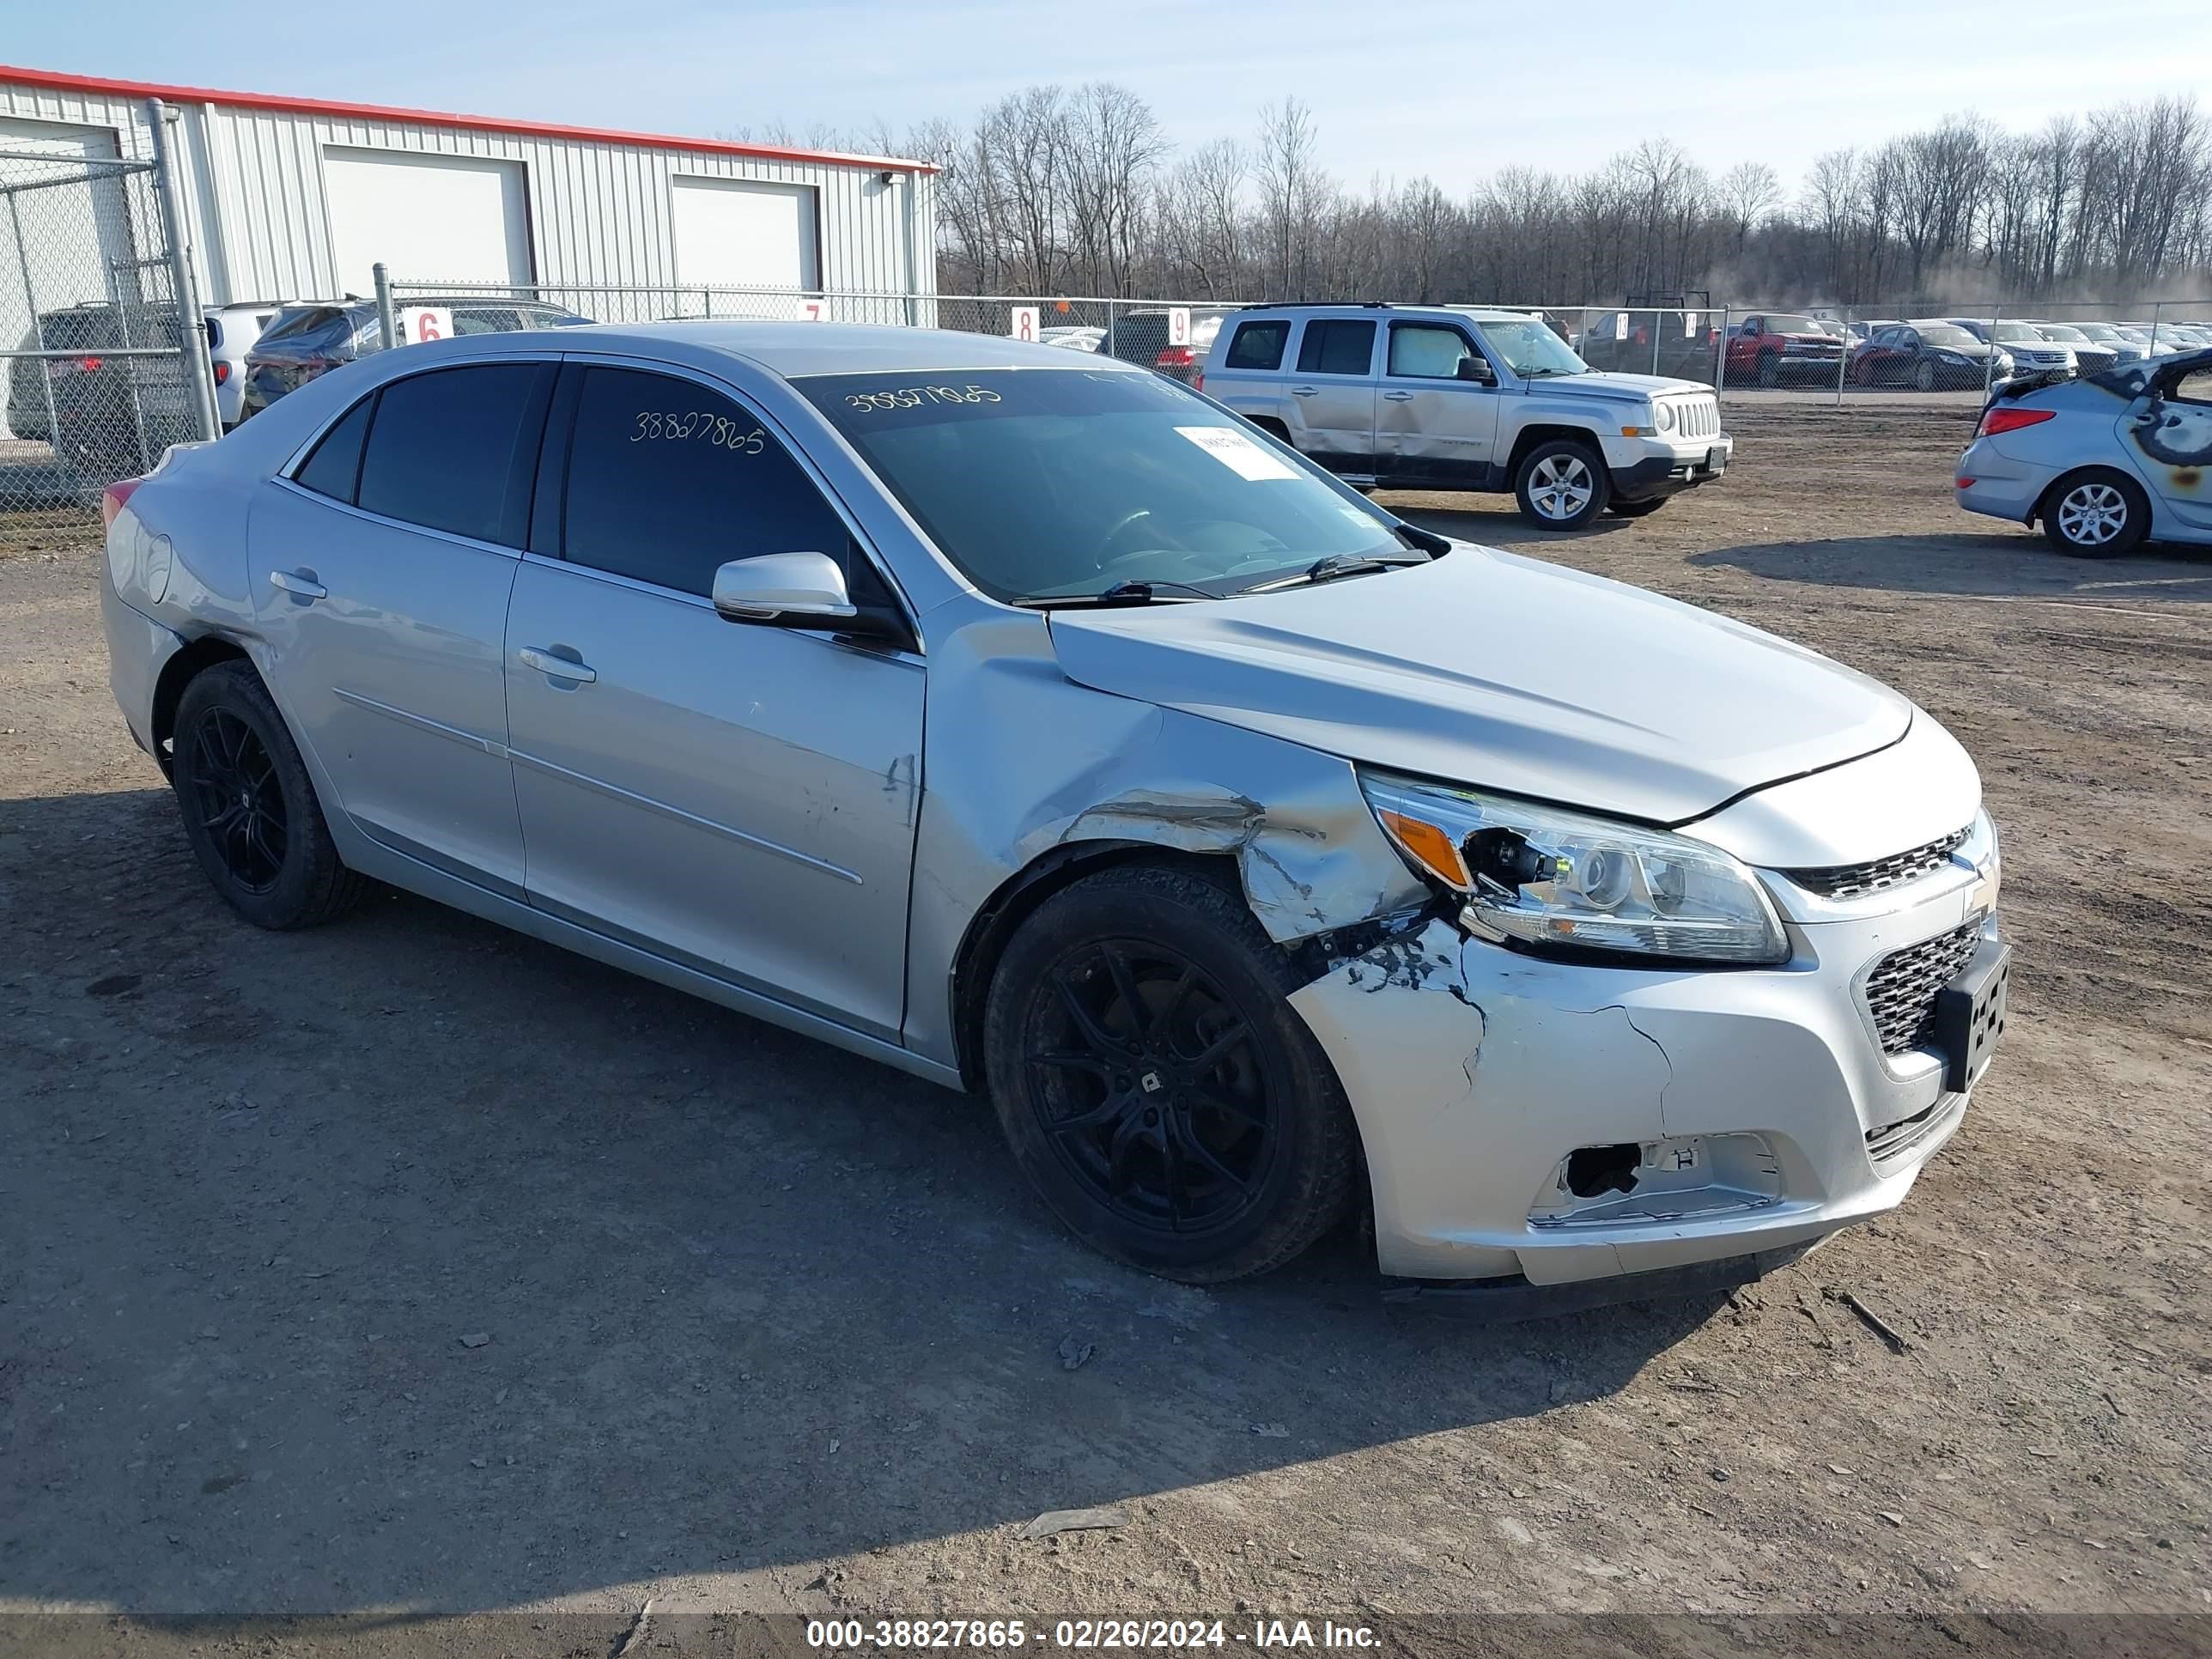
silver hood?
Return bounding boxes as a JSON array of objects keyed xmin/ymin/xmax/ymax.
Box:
[
  {"xmin": 1533, "ymin": 370, "xmax": 1709, "ymax": 400},
  {"xmin": 1047, "ymin": 546, "xmax": 1912, "ymax": 825}
]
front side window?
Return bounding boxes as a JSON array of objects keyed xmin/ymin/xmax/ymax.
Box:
[
  {"xmin": 797, "ymin": 368, "xmax": 1409, "ymax": 605},
  {"xmin": 1224, "ymin": 320, "xmax": 1289, "ymax": 371},
  {"xmin": 562, "ymin": 368, "xmax": 849, "ymax": 599},
  {"xmin": 1295, "ymin": 320, "xmax": 1376, "ymax": 376},
  {"xmin": 354, "ymin": 363, "xmax": 551, "ymax": 546},
  {"xmin": 1388, "ymin": 324, "xmax": 1481, "ymax": 380}
]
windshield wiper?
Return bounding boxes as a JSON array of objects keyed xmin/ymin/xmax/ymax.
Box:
[
  {"xmin": 1011, "ymin": 578, "xmax": 1217, "ymax": 609},
  {"xmin": 1232, "ymin": 552, "xmax": 1420, "ymax": 596}
]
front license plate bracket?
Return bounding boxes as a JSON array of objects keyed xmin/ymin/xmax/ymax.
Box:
[{"xmin": 1934, "ymin": 936, "xmax": 2009, "ymax": 1093}]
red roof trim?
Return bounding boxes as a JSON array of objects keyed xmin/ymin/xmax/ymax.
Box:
[{"xmin": 0, "ymin": 63, "xmax": 939, "ymax": 174}]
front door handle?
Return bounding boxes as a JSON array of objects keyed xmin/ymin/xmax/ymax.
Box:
[
  {"xmin": 1382, "ymin": 391, "xmax": 1414, "ymax": 401},
  {"xmin": 518, "ymin": 646, "xmax": 597, "ymax": 684},
  {"xmin": 268, "ymin": 568, "xmax": 326, "ymax": 600},
  {"xmin": 1290, "ymin": 386, "xmax": 1319, "ymax": 397}
]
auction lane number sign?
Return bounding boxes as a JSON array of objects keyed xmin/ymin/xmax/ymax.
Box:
[{"xmin": 1008, "ymin": 306, "xmax": 1040, "ymax": 341}]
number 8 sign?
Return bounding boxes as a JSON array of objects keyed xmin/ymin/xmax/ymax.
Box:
[
  {"xmin": 400, "ymin": 306, "xmax": 453, "ymax": 345},
  {"xmin": 1008, "ymin": 306, "xmax": 1039, "ymax": 342}
]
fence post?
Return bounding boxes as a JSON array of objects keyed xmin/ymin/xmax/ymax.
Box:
[
  {"xmin": 1715, "ymin": 305, "xmax": 1730, "ymax": 405},
  {"xmin": 1835, "ymin": 306, "xmax": 1850, "ymax": 408},
  {"xmin": 145, "ymin": 100, "xmax": 221, "ymax": 442},
  {"xmin": 2149, "ymin": 301, "xmax": 2163, "ymax": 356},
  {"xmin": 373, "ymin": 263, "xmax": 398, "ymax": 353},
  {"xmin": 1982, "ymin": 301, "xmax": 2002, "ymax": 398}
]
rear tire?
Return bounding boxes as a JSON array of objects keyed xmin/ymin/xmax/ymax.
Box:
[
  {"xmin": 982, "ymin": 864, "xmax": 1359, "ymax": 1284},
  {"xmin": 1514, "ymin": 439, "xmax": 1610, "ymax": 529},
  {"xmin": 172, "ymin": 661, "xmax": 366, "ymax": 930},
  {"xmin": 2041, "ymin": 470, "xmax": 2150, "ymax": 558}
]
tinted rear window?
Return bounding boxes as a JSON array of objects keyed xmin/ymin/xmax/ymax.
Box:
[
  {"xmin": 355, "ymin": 364, "xmax": 551, "ymax": 546},
  {"xmin": 1224, "ymin": 321, "xmax": 1289, "ymax": 371},
  {"xmin": 1296, "ymin": 320, "xmax": 1375, "ymax": 375},
  {"xmin": 294, "ymin": 394, "xmax": 373, "ymax": 503}
]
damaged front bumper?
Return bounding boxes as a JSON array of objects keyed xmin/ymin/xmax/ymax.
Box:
[{"xmin": 1288, "ymin": 870, "xmax": 2001, "ymax": 1291}]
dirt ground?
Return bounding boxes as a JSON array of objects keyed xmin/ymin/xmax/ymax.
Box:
[{"xmin": 2, "ymin": 404, "xmax": 2208, "ymax": 1648}]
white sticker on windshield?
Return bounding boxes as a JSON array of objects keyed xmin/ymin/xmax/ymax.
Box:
[{"xmin": 1176, "ymin": 424, "xmax": 1299, "ymax": 481}]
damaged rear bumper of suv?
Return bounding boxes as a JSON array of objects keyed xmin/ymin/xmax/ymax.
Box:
[{"xmin": 1287, "ymin": 815, "xmax": 2002, "ymax": 1304}]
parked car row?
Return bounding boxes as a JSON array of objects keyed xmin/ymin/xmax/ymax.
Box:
[{"xmin": 236, "ymin": 297, "xmax": 592, "ymax": 421}]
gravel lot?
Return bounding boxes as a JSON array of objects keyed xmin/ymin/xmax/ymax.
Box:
[{"xmin": 3, "ymin": 404, "xmax": 2208, "ymax": 1645}]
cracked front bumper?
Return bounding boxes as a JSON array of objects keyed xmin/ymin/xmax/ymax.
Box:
[{"xmin": 1289, "ymin": 872, "xmax": 2001, "ymax": 1285}]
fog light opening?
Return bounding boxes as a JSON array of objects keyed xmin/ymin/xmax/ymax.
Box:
[{"xmin": 1565, "ymin": 1143, "xmax": 1642, "ymax": 1199}]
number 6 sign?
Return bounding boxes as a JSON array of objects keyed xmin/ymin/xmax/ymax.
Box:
[
  {"xmin": 399, "ymin": 306, "xmax": 453, "ymax": 345},
  {"xmin": 1008, "ymin": 306, "xmax": 1039, "ymax": 342}
]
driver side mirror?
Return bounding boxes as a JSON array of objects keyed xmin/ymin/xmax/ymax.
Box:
[{"xmin": 1455, "ymin": 356, "xmax": 1495, "ymax": 384}]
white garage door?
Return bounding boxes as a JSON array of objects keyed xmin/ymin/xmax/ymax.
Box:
[
  {"xmin": 671, "ymin": 178, "xmax": 818, "ymax": 295},
  {"xmin": 322, "ymin": 149, "xmax": 532, "ymax": 297}
]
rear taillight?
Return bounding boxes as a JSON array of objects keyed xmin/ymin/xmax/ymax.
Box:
[
  {"xmin": 1156, "ymin": 347, "xmax": 1195, "ymax": 368},
  {"xmin": 100, "ymin": 476, "xmax": 144, "ymax": 530},
  {"xmin": 1191, "ymin": 370, "xmax": 1204, "ymax": 392},
  {"xmin": 80, "ymin": 356, "xmax": 103, "ymax": 373},
  {"xmin": 1975, "ymin": 406, "xmax": 2057, "ymax": 439},
  {"xmin": 213, "ymin": 361, "xmax": 230, "ymax": 385}
]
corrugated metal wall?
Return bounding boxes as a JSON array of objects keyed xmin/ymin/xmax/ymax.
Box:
[{"xmin": 0, "ymin": 76, "xmax": 937, "ymax": 307}]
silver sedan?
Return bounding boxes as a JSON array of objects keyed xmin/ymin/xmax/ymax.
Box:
[
  {"xmin": 1956, "ymin": 346, "xmax": 2212, "ymax": 555},
  {"xmin": 101, "ymin": 323, "xmax": 2006, "ymax": 1298}
]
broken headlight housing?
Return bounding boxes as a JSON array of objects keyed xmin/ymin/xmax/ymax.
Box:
[{"xmin": 1359, "ymin": 770, "xmax": 1789, "ymax": 964}]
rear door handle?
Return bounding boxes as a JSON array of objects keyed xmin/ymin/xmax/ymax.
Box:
[
  {"xmin": 268, "ymin": 568, "xmax": 325, "ymax": 600},
  {"xmin": 517, "ymin": 646, "xmax": 596, "ymax": 684},
  {"xmin": 1382, "ymin": 391, "xmax": 1414, "ymax": 401}
]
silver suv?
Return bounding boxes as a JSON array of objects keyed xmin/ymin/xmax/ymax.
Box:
[{"xmin": 1200, "ymin": 304, "xmax": 1729, "ymax": 527}]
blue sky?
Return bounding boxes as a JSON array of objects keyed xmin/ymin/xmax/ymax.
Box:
[{"xmin": 8, "ymin": 0, "xmax": 2209, "ymax": 195}]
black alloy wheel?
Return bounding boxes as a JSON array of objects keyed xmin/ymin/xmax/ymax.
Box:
[
  {"xmin": 184, "ymin": 707, "xmax": 289, "ymax": 894},
  {"xmin": 1025, "ymin": 939, "xmax": 1278, "ymax": 1235}
]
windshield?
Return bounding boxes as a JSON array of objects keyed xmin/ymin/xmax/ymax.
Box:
[
  {"xmin": 1765, "ymin": 314, "xmax": 1823, "ymax": 334},
  {"xmin": 2035, "ymin": 324, "xmax": 2089, "ymax": 342},
  {"xmin": 1990, "ymin": 322, "xmax": 2041, "ymax": 343},
  {"xmin": 2072, "ymin": 324, "xmax": 2118, "ymax": 340},
  {"xmin": 1472, "ymin": 319, "xmax": 1587, "ymax": 378},
  {"xmin": 1919, "ymin": 325, "xmax": 1978, "ymax": 349},
  {"xmin": 799, "ymin": 369, "xmax": 1409, "ymax": 604}
]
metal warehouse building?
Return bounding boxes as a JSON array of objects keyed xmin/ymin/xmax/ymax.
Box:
[{"xmin": 0, "ymin": 63, "xmax": 938, "ymax": 311}]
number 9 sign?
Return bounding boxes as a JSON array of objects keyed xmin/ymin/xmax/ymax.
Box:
[{"xmin": 400, "ymin": 306, "xmax": 453, "ymax": 345}]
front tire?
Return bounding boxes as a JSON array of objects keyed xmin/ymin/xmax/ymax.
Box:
[
  {"xmin": 1514, "ymin": 439, "xmax": 1610, "ymax": 529},
  {"xmin": 1607, "ymin": 497, "xmax": 1669, "ymax": 518},
  {"xmin": 1756, "ymin": 351, "xmax": 1779, "ymax": 389},
  {"xmin": 1914, "ymin": 360, "xmax": 1937, "ymax": 392},
  {"xmin": 172, "ymin": 661, "xmax": 366, "ymax": 929},
  {"xmin": 982, "ymin": 865, "xmax": 1359, "ymax": 1284},
  {"xmin": 2042, "ymin": 470, "xmax": 2150, "ymax": 558}
]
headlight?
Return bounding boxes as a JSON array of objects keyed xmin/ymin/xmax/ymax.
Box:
[
  {"xmin": 1653, "ymin": 402, "xmax": 1674, "ymax": 431},
  {"xmin": 1359, "ymin": 770, "xmax": 1789, "ymax": 964}
]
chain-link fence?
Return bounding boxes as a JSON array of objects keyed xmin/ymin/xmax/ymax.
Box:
[
  {"xmin": 0, "ymin": 121, "xmax": 216, "ymax": 555},
  {"xmin": 383, "ymin": 277, "xmax": 2212, "ymax": 419}
]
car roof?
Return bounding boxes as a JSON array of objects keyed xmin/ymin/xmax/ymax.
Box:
[
  {"xmin": 1228, "ymin": 303, "xmax": 1541, "ymax": 325},
  {"xmin": 368, "ymin": 320, "xmax": 1163, "ymax": 379}
]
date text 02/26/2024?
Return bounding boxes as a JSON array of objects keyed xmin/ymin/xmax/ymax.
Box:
[{"xmin": 805, "ymin": 1619, "xmax": 1380, "ymax": 1650}]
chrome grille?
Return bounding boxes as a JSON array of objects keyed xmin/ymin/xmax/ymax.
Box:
[
  {"xmin": 1784, "ymin": 829, "xmax": 1968, "ymax": 901},
  {"xmin": 1864, "ymin": 919, "xmax": 1981, "ymax": 1056}
]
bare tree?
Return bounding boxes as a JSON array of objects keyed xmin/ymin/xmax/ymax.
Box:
[{"xmin": 1255, "ymin": 98, "xmax": 1323, "ymax": 299}]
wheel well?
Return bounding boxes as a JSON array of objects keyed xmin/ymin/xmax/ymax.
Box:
[
  {"xmin": 1505, "ymin": 424, "xmax": 1606, "ymax": 480},
  {"xmin": 1247, "ymin": 415, "xmax": 1291, "ymax": 442},
  {"xmin": 150, "ymin": 635, "xmax": 253, "ymax": 775},
  {"xmin": 2033, "ymin": 465, "xmax": 2149, "ymax": 529},
  {"xmin": 948, "ymin": 844, "xmax": 1242, "ymax": 1091}
]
